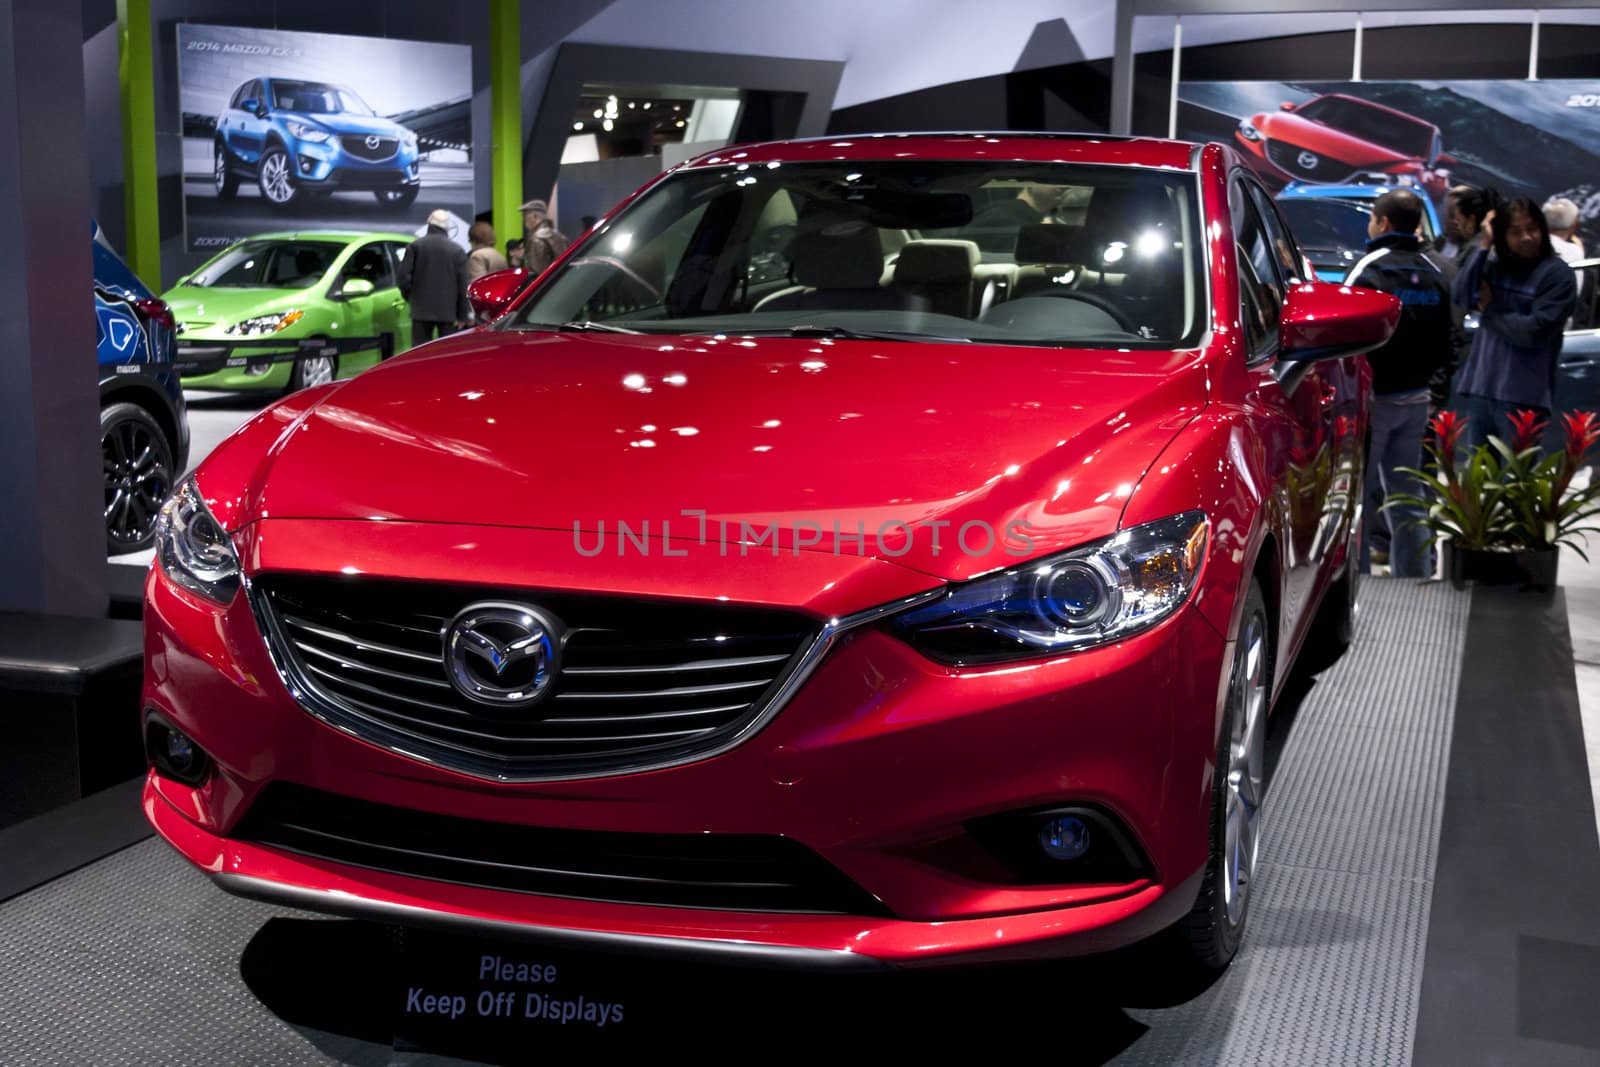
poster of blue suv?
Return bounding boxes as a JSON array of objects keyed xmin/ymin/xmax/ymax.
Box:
[
  {"xmin": 1178, "ymin": 79, "xmax": 1600, "ymax": 251},
  {"xmin": 177, "ymin": 24, "xmax": 473, "ymax": 254}
]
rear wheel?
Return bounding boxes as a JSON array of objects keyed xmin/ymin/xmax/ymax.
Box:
[
  {"xmin": 213, "ymin": 143, "xmax": 238, "ymax": 200},
  {"xmin": 101, "ymin": 402, "xmax": 175, "ymax": 554},
  {"xmin": 1173, "ymin": 579, "xmax": 1270, "ymax": 971}
]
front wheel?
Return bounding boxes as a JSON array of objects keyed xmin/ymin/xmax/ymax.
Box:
[
  {"xmin": 289, "ymin": 339, "xmax": 337, "ymax": 392},
  {"xmin": 1172, "ymin": 579, "xmax": 1270, "ymax": 971},
  {"xmin": 101, "ymin": 402, "xmax": 176, "ymax": 554},
  {"xmin": 258, "ymin": 145, "xmax": 298, "ymax": 207},
  {"xmin": 375, "ymin": 186, "xmax": 419, "ymax": 209}
]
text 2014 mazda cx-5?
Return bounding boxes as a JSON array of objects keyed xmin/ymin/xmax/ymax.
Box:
[{"xmin": 143, "ymin": 135, "xmax": 1397, "ymax": 970}]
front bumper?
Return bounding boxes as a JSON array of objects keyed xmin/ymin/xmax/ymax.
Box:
[
  {"xmin": 143, "ymin": 519, "xmax": 1230, "ymax": 967},
  {"xmin": 289, "ymin": 139, "xmax": 420, "ymax": 189}
]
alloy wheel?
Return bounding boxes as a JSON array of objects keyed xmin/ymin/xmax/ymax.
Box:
[
  {"xmin": 214, "ymin": 150, "xmax": 226, "ymax": 192},
  {"xmin": 261, "ymin": 151, "xmax": 293, "ymax": 204},
  {"xmin": 1223, "ymin": 609, "xmax": 1268, "ymax": 927},
  {"xmin": 103, "ymin": 417, "xmax": 172, "ymax": 549},
  {"xmin": 298, "ymin": 354, "xmax": 335, "ymax": 388}
]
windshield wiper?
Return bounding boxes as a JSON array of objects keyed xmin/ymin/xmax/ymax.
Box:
[
  {"xmin": 511, "ymin": 320, "xmax": 644, "ymax": 334},
  {"xmin": 764, "ymin": 325, "xmax": 972, "ymax": 344}
]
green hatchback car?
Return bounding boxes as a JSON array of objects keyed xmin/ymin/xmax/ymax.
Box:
[{"xmin": 165, "ymin": 230, "xmax": 414, "ymax": 392}]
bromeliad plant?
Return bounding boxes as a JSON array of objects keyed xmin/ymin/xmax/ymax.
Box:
[{"xmin": 1392, "ymin": 409, "xmax": 1600, "ymax": 558}]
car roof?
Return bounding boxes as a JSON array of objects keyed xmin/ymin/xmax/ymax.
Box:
[
  {"xmin": 676, "ymin": 132, "xmax": 1201, "ymax": 172},
  {"xmin": 231, "ymin": 230, "xmax": 415, "ymax": 243}
]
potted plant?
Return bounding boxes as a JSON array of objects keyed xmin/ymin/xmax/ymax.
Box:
[{"xmin": 1390, "ymin": 409, "xmax": 1600, "ymax": 588}]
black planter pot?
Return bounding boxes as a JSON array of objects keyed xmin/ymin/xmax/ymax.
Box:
[{"xmin": 1443, "ymin": 543, "xmax": 1560, "ymax": 590}]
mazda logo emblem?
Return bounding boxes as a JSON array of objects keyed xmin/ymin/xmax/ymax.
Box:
[
  {"xmin": 1297, "ymin": 150, "xmax": 1320, "ymax": 170},
  {"xmin": 443, "ymin": 602, "xmax": 561, "ymax": 707},
  {"xmin": 365, "ymin": 135, "xmax": 382, "ymax": 150}
]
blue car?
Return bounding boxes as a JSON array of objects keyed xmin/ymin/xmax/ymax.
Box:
[
  {"xmin": 1276, "ymin": 182, "xmax": 1442, "ymax": 283},
  {"xmin": 95, "ymin": 222, "xmax": 190, "ymax": 553},
  {"xmin": 213, "ymin": 77, "xmax": 420, "ymax": 209}
]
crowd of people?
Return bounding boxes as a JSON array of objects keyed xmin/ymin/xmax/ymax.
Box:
[
  {"xmin": 1354, "ymin": 184, "xmax": 1584, "ymax": 576},
  {"xmin": 395, "ymin": 197, "xmax": 574, "ymax": 340}
]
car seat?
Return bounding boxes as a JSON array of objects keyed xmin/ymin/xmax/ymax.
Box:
[
  {"xmin": 892, "ymin": 239, "xmax": 988, "ymax": 318},
  {"xmin": 755, "ymin": 204, "xmax": 921, "ymax": 314}
]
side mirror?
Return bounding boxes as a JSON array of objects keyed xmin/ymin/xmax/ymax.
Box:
[
  {"xmin": 468, "ymin": 267, "xmax": 529, "ymax": 320},
  {"xmin": 240, "ymin": 98, "xmax": 259, "ymax": 114},
  {"xmin": 1280, "ymin": 101, "xmax": 1296, "ymax": 111},
  {"xmin": 337, "ymin": 277, "xmax": 375, "ymax": 299},
  {"xmin": 1276, "ymin": 281, "xmax": 1400, "ymax": 383}
]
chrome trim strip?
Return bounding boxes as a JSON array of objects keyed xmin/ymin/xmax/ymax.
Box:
[
  {"xmin": 295, "ymin": 641, "xmax": 455, "ymax": 688},
  {"xmin": 246, "ymin": 576, "xmax": 948, "ymax": 784},
  {"xmin": 563, "ymin": 652, "xmax": 792, "ymax": 675},
  {"xmin": 211, "ymin": 872, "xmax": 892, "ymax": 971},
  {"xmin": 553, "ymin": 677, "xmax": 773, "ymax": 700},
  {"xmin": 544, "ymin": 702, "xmax": 749, "ymax": 725},
  {"xmin": 282, "ymin": 615, "xmax": 439, "ymax": 663}
]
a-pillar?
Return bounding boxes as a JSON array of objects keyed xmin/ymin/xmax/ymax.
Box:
[{"xmin": 0, "ymin": 0, "xmax": 106, "ymax": 616}]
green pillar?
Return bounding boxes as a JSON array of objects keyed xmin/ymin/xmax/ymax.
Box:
[
  {"xmin": 490, "ymin": 0, "xmax": 523, "ymax": 250},
  {"xmin": 117, "ymin": 0, "xmax": 161, "ymax": 289}
]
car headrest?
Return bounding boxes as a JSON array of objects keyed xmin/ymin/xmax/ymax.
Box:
[
  {"xmin": 893, "ymin": 240, "xmax": 980, "ymax": 285},
  {"xmin": 790, "ymin": 208, "xmax": 883, "ymax": 288},
  {"xmin": 1015, "ymin": 223, "xmax": 1096, "ymax": 265}
]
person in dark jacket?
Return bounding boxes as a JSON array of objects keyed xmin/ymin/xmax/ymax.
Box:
[
  {"xmin": 1344, "ymin": 189, "xmax": 1454, "ymax": 577},
  {"xmin": 1428, "ymin": 185, "xmax": 1494, "ymax": 412},
  {"xmin": 397, "ymin": 209, "xmax": 470, "ymax": 346},
  {"xmin": 1453, "ymin": 195, "xmax": 1579, "ymax": 451}
]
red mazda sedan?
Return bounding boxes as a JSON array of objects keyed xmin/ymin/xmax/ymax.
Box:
[{"xmin": 142, "ymin": 134, "xmax": 1397, "ymax": 971}]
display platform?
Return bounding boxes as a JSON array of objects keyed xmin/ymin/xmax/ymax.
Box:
[{"xmin": 1, "ymin": 579, "xmax": 1597, "ymax": 1064}]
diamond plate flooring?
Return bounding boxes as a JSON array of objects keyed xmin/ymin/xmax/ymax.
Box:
[{"xmin": 0, "ymin": 579, "xmax": 1471, "ymax": 1065}]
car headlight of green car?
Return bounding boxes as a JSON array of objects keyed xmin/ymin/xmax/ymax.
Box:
[{"xmin": 225, "ymin": 310, "xmax": 305, "ymax": 337}]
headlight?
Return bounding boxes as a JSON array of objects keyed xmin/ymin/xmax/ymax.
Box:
[
  {"xmin": 402, "ymin": 129, "xmax": 418, "ymax": 148},
  {"xmin": 156, "ymin": 479, "xmax": 241, "ymax": 604},
  {"xmin": 286, "ymin": 121, "xmax": 331, "ymax": 143},
  {"xmin": 888, "ymin": 511, "xmax": 1209, "ymax": 664},
  {"xmin": 225, "ymin": 310, "xmax": 304, "ymax": 336},
  {"xmin": 1238, "ymin": 121, "xmax": 1262, "ymax": 142}
]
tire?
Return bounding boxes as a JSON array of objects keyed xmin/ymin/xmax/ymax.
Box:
[
  {"xmin": 101, "ymin": 402, "xmax": 176, "ymax": 555},
  {"xmin": 289, "ymin": 339, "xmax": 337, "ymax": 392},
  {"xmin": 1173, "ymin": 578, "xmax": 1271, "ymax": 971},
  {"xmin": 375, "ymin": 186, "xmax": 419, "ymax": 209},
  {"xmin": 213, "ymin": 142, "xmax": 239, "ymax": 200},
  {"xmin": 258, "ymin": 144, "xmax": 299, "ymax": 207}
]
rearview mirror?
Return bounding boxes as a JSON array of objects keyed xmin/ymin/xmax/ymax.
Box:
[
  {"xmin": 1277, "ymin": 281, "xmax": 1400, "ymax": 381},
  {"xmin": 338, "ymin": 278, "xmax": 375, "ymax": 298},
  {"xmin": 468, "ymin": 267, "xmax": 529, "ymax": 320}
]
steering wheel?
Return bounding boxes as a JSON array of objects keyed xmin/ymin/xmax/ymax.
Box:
[{"xmin": 1030, "ymin": 288, "xmax": 1138, "ymax": 334}]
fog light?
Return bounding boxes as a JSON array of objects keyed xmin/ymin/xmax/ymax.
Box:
[
  {"xmin": 1038, "ymin": 815, "xmax": 1091, "ymax": 861},
  {"xmin": 147, "ymin": 718, "xmax": 210, "ymax": 785}
]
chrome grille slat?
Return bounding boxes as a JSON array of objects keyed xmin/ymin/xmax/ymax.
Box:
[
  {"xmin": 554, "ymin": 678, "xmax": 774, "ymax": 701},
  {"xmin": 562, "ymin": 653, "xmax": 792, "ymax": 676},
  {"xmin": 282, "ymin": 615, "xmax": 439, "ymax": 663},
  {"xmin": 254, "ymin": 576, "xmax": 820, "ymax": 780},
  {"xmin": 295, "ymin": 641, "xmax": 454, "ymax": 689}
]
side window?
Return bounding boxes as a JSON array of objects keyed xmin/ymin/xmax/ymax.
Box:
[
  {"xmin": 342, "ymin": 244, "xmax": 395, "ymax": 291},
  {"xmin": 1249, "ymin": 184, "xmax": 1305, "ymax": 286},
  {"xmin": 1231, "ymin": 180, "xmax": 1283, "ymax": 360},
  {"xmin": 229, "ymin": 83, "xmax": 247, "ymax": 109},
  {"xmin": 384, "ymin": 242, "xmax": 410, "ymax": 276}
]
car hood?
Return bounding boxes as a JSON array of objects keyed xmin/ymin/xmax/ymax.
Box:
[
  {"xmin": 1254, "ymin": 112, "xmax": 1419, "ymax": 167},
  {"xmin": 163, "ymin": 285, "xmax": 321, "ymax": 331},
  {"xmin": 216, "ymin": 331, "xmax": 1210, "ymax": 582},
  {"xmin": 280, "ymin": 111, "xmax": 405, "ymax": 138}
]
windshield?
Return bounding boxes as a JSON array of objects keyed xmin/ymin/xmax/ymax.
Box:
[
  {"xmin": 501, "ymin": 161, "xmax": 1205, "ymax": 348},
  {"xmin": 270, "ymin": 80, "xmax": 375, "ymax": 116},
  {"xmin": 188, "ymin": 240, "xmax": 343, "ymax": 289},
  {"xmin": 1277, "ymin": 198, "xmax": 1374, "ymax": 252},
  {"xmin": 1295, "ymin": 97, "xmax": 1434, "ymax": 159}
]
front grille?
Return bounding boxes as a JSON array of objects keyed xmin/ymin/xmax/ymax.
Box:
[
  {"xmin": 236, "ymin": 783, "xmax": 888, "ymax": 915},
  {"xmin": 340, "ymin": 135, "xmax": 399, "ymax": 162},
  {"xmin": 1266, "ymin": 139, "xmax": 1354, "ymax": 183},
  {"xmin": 251, "ymin": 575, "xmax": 819, "ymax": 781}
]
